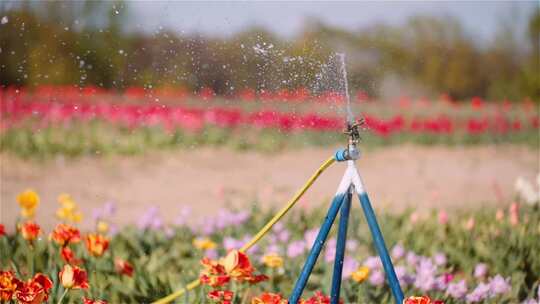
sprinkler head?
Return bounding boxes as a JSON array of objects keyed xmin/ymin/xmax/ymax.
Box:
[
  {"xmin": 344, "ymin": 119, "xmax": 363, "ymax": 145},
  {"xmin": 335, "ymin": 119, "xmax": 364, "ymax": 161},
  {"xmin": 346, "ymin": 119, "xmax": 363, "ymax": 159}
]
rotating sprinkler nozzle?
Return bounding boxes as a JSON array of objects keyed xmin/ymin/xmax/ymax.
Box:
[{"xmin": 335, "ymin": 119, "xmax": 364, "ymax": 162}]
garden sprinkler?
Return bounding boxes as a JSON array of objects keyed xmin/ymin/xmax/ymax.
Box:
[
  {"xmin": 287, "ymin": 53, "xmax": 404, "ymax": 303},
  {"xmin": 288, "ymin": 120, "xmax": 405, "ymax": 303}
]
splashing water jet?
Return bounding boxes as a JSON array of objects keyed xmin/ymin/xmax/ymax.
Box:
[{"xmin": 336, "ymin": 53, "xmax": 354, "ymax": 126}]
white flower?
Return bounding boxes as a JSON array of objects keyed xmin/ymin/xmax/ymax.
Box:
[{"xmin": 514, "ymin": 176, "xmax": 540, "ymax": 206}]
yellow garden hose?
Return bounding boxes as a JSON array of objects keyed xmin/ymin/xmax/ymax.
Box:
[{"xmin": 151, "ymin": 156, "xmax": 336, "ymax": 304}]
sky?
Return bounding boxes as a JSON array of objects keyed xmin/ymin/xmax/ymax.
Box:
[{"xmin": 128, "ymin": 1, "xmax": 538, "ymax": 43}]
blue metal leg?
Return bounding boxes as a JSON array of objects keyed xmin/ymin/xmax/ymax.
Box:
[
  {"xmin": 330, "ymin": 189, "xmax": 352, "ymax": 304},
  {"xmin": 357, "ymin": 192, "xmax": 404, "ymax": 304},
  {"xmin": 288, "ymin": 192, "xmax": 348, "ymax": 304}
]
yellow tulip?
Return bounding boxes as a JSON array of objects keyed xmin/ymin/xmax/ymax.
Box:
[
  {"xmin": 17, "ymin": 189, "xmax": 40, "ymax": 218},
  {"xmin": 262, "ymin": 253, "xmax": 284, "ymax": 268},
  {"xmin": 97, "ymin": 221, "xmax": 109, "ymax": 233},
  {"xmin": 351, "ymin": 266, "xmax": 370, "ymax": 283},
  {"xmin": 193, "ymin": 237, "xmax": 217, "ymax": 250}
]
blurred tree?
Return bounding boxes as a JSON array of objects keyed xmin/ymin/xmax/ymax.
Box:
[
  {"xmin": 0, "ymin": 2, "xmax": 538, "ymax": 102},
  {"xmin": 521, "ymin": 8, "xmax": 540, "ymax": 100}
]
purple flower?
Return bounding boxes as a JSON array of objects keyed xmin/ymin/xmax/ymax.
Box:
[
  {"xmin": 266, "ymin": 244, "xmax": 280, "ymax": 254},
  {"xmin": 91, "ymin": 201, "xmax": 117, "ymax": 222},
  {"xmin": 521, "ymin": 300, "xmax": 537, "ymax": 304},
  {"xmin": 213, "ymin": 209, "xmax": 250, "ymax": 230},
  {"xmin": 435, "ymin": 275, "xmax": 449, "ymax": 290},
  {"xmin": 287, "ymin": 241, "xmax": 306, "ymax": 258},
  {"xmin": 233, "ymin": 210, "xmax": 250, "ymax": 225},
  {"xmin": 489, "ymin": 275, "xmax": 511, "ymax": 296},
  {"xmin": 304, "ymin": 229, "xmax": 318, "ymax": 247},
  {"xmin": 200, "ymin": 219, "xmax": 216, "ymax": 235},
  {"xmin": 394, "ymin": 265, "xmax": 413, "ymax": 287},
  {"xmin": 205, "ymin": 249, "xmax": 218, "ymax": 260},
  {"xmin": 194, "ymin": 217, "xmax": 217, "ymax": 235},
  {"xmin": 406, "ymin": 251, "xmax": 419, "ymax": 267},
  {"xmin": 223, "ymin": 237, "xmax": 240, "ymax": 251},
  {"xmin": 151, "ymin": 217, "xmax": 163, "ymax": 230},
  {"xmin": 447, "ymin": 280, "xmax": 468, "ymax": 299},
  {"xmin": 108, "ymin": 223, "xmax": 119, "ymax": 236},
  {"xmin": 433, "ymin": 252, "xmax": 447, "ymax": 266},
  {"xmin": 363, "ymin": 256, "xmax": 382, "ymax": 270},
  {"xmin": 414, "ymin": 258, "xmax": 437, "ymax": 291},
  {"xmin": 368, "ymin": 269, "xmax": 385, "ymax": 286},
  {"xmin": 391, "ymin": 244, "xmax": 405, "ymax": 260},
  {"xmin": 474, "ymin": 263, "xmax": 488, "ymax": 278},
  {"xmin": 466, "ymin": 282, "xmax": 490, "ymax": 303},
  {"xmin": 174, "ymin": 206, "xmax": 192, "ymax": 226},
  {"xmin": 138, "ymin": 206, "xmax": 163, "ymax": 230},
  {"xmin": 342, "ymin": 257, "xmax": 359, "ymax": 278},
  {"xmin": 91, "ymin": 209, "xmax": 102, "ymax": 222},
  {"xmin": 324, "ymin": 239, "xmax": 337, "ymax": 262},
  {"xmin": 102, "ymin": 201, "xmax": 116, "ymax": 217},
  {"xmin": 272, "ymin": 222, "xmax": 284, "ymax": 232},
  {"xmin": 277, "ymin": 230, "xmax": 290, "ymax": 243},
  {"xmin": 324, "ymin": 247, "xmax": 336, "ymax": 262}
]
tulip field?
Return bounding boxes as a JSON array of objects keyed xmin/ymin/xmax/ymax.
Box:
[
  {"xmin": 1, "ymin": 85, "xmax": 539, "ymax": 304},
  {"xmin": 1, "ymin": 186, "xmax": 540, "ymax": 304},
  {"xmin": 1, "ymin": 86, "xmax": 538, "ymax": 157}
]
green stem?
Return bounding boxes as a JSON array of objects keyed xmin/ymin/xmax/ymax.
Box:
[
  {"xmin": 57, "ymin": 288, "xmax": 69, "ymax": 304},
  {"xmin": 27, "ymin": 243, "xmax": 34, "ymax": 277}
]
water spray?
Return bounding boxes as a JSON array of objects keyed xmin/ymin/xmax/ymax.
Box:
[
  {"xmin": 153, "ymin": 53, "xmax": 404, "ymax": 304},
  {"xmin": 334, "ymin": 52, "xmax": 362, "ymax": 162}
]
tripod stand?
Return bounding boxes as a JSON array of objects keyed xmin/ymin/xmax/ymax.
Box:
[{"xmin": 288, "ymin": 127, "xmax": 404, "ymax": 304}]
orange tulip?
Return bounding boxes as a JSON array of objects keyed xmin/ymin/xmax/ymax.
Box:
[
  {"xmin": 199, "ymin": 250, "xmax": 267, "ymax": 287},
  {"xmin": 114, "ymin": 258, "xmax": 134, "ymax": 277},
  {"xmin": 403, "ymin": 296, "xmax": 444, "ymax": 304},
  {"xmin": 200, "ymin": 274, "xmax": 231, "ymax": 287},
  {"xmin": 15, "ymin": 273, "xmax": 53, "ymax": 304},
  {"xmin": 59, "ymin": 264, "xmax": 89, "ymax": 289},
  {"xmin": 300, "ymin": 291, "xmax": 342, "ymax": 304},
  {"xmin": 60, "ymin": 247, "xmax": 81, "ymax": 265},
  {"xmin": 251, "ymin": 292, "xmax": 288, "ymax": 304},
  {"xmin": 0, "ymin": 270, "xmax": 22, "ymax": 302},
  {"xmin": 84, "ymin": 234, "xmax": 109, "ymax": 257},
  {"xmin": 207, "ymin": 290, "xmax": 234, "ymax": 304},
  {"xmin": 50, "ymin": 224, "xmax": 81, "ymax": 247},
  {"xmin": 20, "ymin": 222, "xmax": 40, "ymax": 242},
  {"xmin": 221, "ymin": 250, "xmax": 253, "ymax": 280}
]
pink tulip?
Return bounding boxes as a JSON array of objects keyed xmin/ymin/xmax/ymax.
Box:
[{"xmin": 438, "ymin": 210, "xmax": 449, "ymax": 225}]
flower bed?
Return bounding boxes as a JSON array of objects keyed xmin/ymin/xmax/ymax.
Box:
[
  {"xmin": 1, "ymin": 87, "xmax": 538, "ymax": 157},
  {"xmin": 1, "ymin": 187, "xmax": 539, "ymax": 303}
]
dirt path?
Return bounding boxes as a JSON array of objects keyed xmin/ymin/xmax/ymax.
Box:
[{"xmin": 1, "ymin": 145, "xmax": 538, "ymax": 231}]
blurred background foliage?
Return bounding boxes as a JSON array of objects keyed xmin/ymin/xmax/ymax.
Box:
[{"xmin": 0, "ymin": 1, "xmax": 539, "ymax": 101}]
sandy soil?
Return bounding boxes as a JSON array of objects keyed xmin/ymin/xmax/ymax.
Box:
[{"xmin": 1, "ymin": 145, "xmax": 538, "ymax": 231}]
